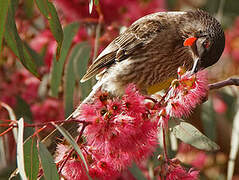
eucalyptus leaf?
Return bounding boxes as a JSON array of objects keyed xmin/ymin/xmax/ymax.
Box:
[
  {"xmin": 50, "ymin": 22, "xmax": 79, "ymax": 97},
  {"xmin": 15, "ymin": 96, "xmax": 34, "ymax": 139},
  {"xmin": 47, "ymin": 2, "xmax": 63, "ymax": 60},
  {"xmin": 35, "ymin": 0, "xmax": 63, "ymax": 60},
  {"xmin": 94, "ymin": 0, "xmax": 99, "ymax": 6},
  {"xmin": 24, "ymin": 136, "xmax": 39, "ymax": 180},
  {"xmin": 23, "ymin": 0, "xmax": 34, "ymax": 18},
  {"xmin": 0, "ymin": 0, "xmax": 9, "ymax": 56},
  {"xmin": 201, "ymin": 99, "xmax": 216, "ymax": 141},
  {"xmin": 38, "ymin": 142, "xmax": 59, "ymax": 180},
  {"xmin": 0, "ymin": 102, "xmax": 17, "ymax": 142},
  {"xmin": 227, "ymin": 106, "xmax": 239, "ymax": 180},
  {"xmin": 16, "ymin": 118, "xmax": 28, "ymax": 180},
  {"xmin": 64, "ymin": 44, "xmax": 82, "ymax": 118},
  {"xmin": 24, "ymin": 42, "xmax": 44, "ymax": 67},
  {"xmin": 35, "ymin": 0, "xmax": 49, "ymax": 18},
  {"xmin": 4, "ymin": 0, "xmax": 39, "ymax": 78},
  {"xmin": 169, "ymin": 119, "xmax": 220, "ymax": 151},
  {"xmin": 129, "ymin": 163, "xmax": 147, "ymax": 180},
  {"xmin": 74, "ymin": 42, "xmax": 92, "ymax": 100},
  {"xmin": 89, "ymin": 0, "xmax": 93, "ymax": 14}
]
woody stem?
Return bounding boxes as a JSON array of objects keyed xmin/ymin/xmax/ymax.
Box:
[{"xmin": 162, "ymin": 127, "xmax": 168, "ymax": 162}]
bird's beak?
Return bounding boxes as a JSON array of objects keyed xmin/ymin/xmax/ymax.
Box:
[{"xmin": 191, "ymin": 57, "xmax": 200, "ymax": 74}]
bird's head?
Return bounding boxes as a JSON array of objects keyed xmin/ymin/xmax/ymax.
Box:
[{"xmin": 182, "ymin": 10, "xmax": 225, "ymax": 73}]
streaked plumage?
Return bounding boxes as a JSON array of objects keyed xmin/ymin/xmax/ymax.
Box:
[{"xmin": 81, "ymin": 10, "xmax": 225, "ymax": 97}]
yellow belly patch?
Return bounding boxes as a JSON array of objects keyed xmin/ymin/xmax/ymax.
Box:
[{"xmin": 147, "ymin": 77, "xmax": 175, "ymax": 95}]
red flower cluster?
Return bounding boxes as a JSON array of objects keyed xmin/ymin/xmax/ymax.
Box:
[
  {"xmin": 31, "ymin": 99, "xmax": 64, "ymax": 124},
  {"xmin": 155, "ymin": 157, "xmax": 199, "ymax": 180},
  {"xmin": 164, "ymin": 166, "xmax": 199, "ymax": 180},
  {"xmin": 79, "ymin": 84, "xmax": 158, "ymax": 178},
  {"xmin": 177, "ymin": 143, "xmax": 208, "ymax": 170},
  {"xmin": 158, "ymin": 68, "xmax": 208, "ymax": 128},
  {"xmin": 55, "ymin": 67, "xmax": 208, "ymax": 179},
  {"xmin": 55, "ymin": 84, "xmax": 158, "ymax": 179},
  {"xmin": 54, "ymin": 0, "xmax": 165, "ymax": 25},
  {"xmin": 225, "ymin": 17, "xmax": 239, "ymax": 63},
  {"xmin": 0, "ymin": 69, "xmax": 40, "ymax": 106}
]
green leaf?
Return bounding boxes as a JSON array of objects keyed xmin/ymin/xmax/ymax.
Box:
[
  {"xmin": 89, "ymin": 0, "xmax": 93, "ymax": 14},
  {"xmin": 53, "ymin": 124, "xmax": 90, "ymax": 174},
  {"xmin": 15, "ymin": 96, "xmax": 33, "ymax": 122},
  {"xmin": 50, "ymin": 22, "xmax": 79, "ymax": 97},
  {"xmin": 24, "ymin": 136, "xmax": 39, "ymax": 180},
  {"xmin": 4, "ymin": 0, "xmax": 39, "ymax": 78},
  {"xmin": 64, "ymin": 44, "xmax": 80, "ymax": 118},
  {"xmin": 129, "ymin": 163, "xmax": 147, "ymax": 180},
  {"xmin": 0, "ymin": 0, "xmax": 9, "ymax": 56},
  {"xmin": 74, "ymin": 42, "xmax": 92, "ymax": 100},
  {"xmin": 94, "ymin": 0, "xmax": 99, "ymax": 6},
  {"xmin": 24, "ymin": 42, "xmax": 44, "ymax": 67},
  {"xmin": 23, "ymin": 0, "xmax": 34, "ymax": 18},
  {"xmin": 47, "ymin": 2, "xmax": 63, "ymax": 60},
  {"xmin": 35, "ymin": 0, "xmax": 63, "ymax": 60},
  {"xmin": 169, "ymin": 119, "xmax": 220, "ymax": 151},
  {"xmin": 227, "ymin": 106, "xmax": 239, "ymax": 180},
  {"xmin": 64, "ymin": 42, "xmax": 92, "ymax": 117},
  {"xmin": 201, "ymin": 99, "xmax": 217, "ymax": 141},
  {"xmin": 0, "ymin": 137, "xmax": 7, "ymax": 170},
  {"xmin": 38, "ymin": 141, "xmax": 59, "ymax": 180},
  {"xmin": 15, "ymin": 96, "xmax": 34, "ymax": 139},
  {"xmin": 35, "ymin": 0, "xmax": 49, "ymax": 18},
  {"xmin": 17, "ymin": 118, "xmax": 28, "ymax": 180}
]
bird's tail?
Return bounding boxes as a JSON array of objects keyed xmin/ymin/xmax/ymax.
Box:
[{"xmin": 71, "ymin": 80, "xmax": 104, "ymax": 118}]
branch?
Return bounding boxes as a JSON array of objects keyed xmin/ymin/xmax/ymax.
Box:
[{"xmin": 209, "ymin": 78, "xmax": 239, "ymax": 90}]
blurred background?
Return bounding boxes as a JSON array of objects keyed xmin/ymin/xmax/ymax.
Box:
[{"xmin": 0, "ymin": 0, "xmax": 239, "ymax": 179}]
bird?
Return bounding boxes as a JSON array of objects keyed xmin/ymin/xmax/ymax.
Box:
[
  {"xmin": 42, "ymin": 9, "xmax": 225, "ymax": 152},
  {"xmin": 78, "ymin": 9, "xmax": 225, "ymax": 106}
]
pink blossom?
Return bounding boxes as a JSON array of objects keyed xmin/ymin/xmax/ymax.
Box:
[
  {"xmin": 21, "ymin": 77, "xmax": 40, "ymax": 103},
  {"xmin": 166, "ymin": 166, "xmax": 199, "ymax": 180},
  {"xmin": 212, "ymin": 95, "xmax": 227, "ymax": 114},
  {"xmin": 61, "ymin": 159, "xmax": 88, "ymax": 180},
  {"xmin": 190, "ymin": 151, "xmax": 207, "ymax": 169},
  {"xmin": 165, "ymin": 70, "xmax": 208, "ymax": 118},
  {"xmin": 224, "ymin": 17, "xmax": 239, "ymax": 63},
  {"xmin": 0, "ymin": 69, "xmax": 40, "ymax": 106},
  {"xmin": 54, "ymin": 0, "xmax": 165, "ymax": 25},
  {"xmin": 156, "ymin": 108, "xmax": 170, "ymax": 128},
  {"xmin": 156, "ymin": 158, "xmax": 199, "ymax": 180},
  {"xmin": 77, "ymin": 84, "xmax": 158, "ymax": 175},
  {"xmin": 31, "ymin": 98, "xmax": 64, "ymax": 124},
  {"xmin": 177, "ymin": 143, "xmax": 207, "ymax": 170},
  {"xmin": 30, "ymin": 30, "xmax": 56, "ymax": 70},
  {"xmin": 55, "ymin": 144, "xmax": 70, "ymax": 163}
]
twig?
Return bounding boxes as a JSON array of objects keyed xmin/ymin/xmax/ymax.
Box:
[
  {"xmin": 0, "ymin": 119, "xmax": 89, "ymax": 131},
  {"xmin": 162, "ymin": 128, "xmax": 168, "ymax": 162},
  {"xmin": 216, "ymin": 0, "xmax": 225, "ymax": 23},
  {"xmin": 24, "ymin": 119, "xmax": 87, "ymax": 128},
  {"xmin": 93, "ymin": 5, "xmax": 103, "ymax": 60},
  {"xmin": 0, "ymin": 127, "xmax": 13, "ymax": 136},
  {"xmin": 209, "ymin": 78, "xmax": 239, "ymax": 90}
]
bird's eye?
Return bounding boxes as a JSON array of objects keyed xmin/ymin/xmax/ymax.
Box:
[{"xmin": 203, "ymin": 40, "xmax": 210, "ymax": 49}]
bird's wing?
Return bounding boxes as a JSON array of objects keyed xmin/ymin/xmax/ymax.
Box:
[{"xmin": 80, "ymin": 18, "xmax": 162, "ymax": 82}]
